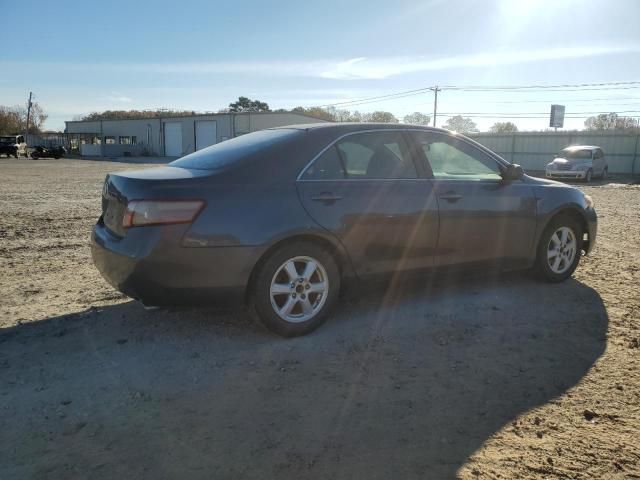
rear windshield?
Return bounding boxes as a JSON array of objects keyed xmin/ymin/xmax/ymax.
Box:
[
  {"xmin": 557, "ymin": 149, "xmax": 592, "ymax": 159},
  {"xmin": 170, "ymin": 128, "xmax": 300, "ymax": 170}
]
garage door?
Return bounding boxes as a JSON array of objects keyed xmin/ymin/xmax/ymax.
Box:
[
  {"xmin": 195, "ymin": 120, "xmax": 217, "ymax": 151},
  {"xmin": 164, "ymin": 122, "xmax": 182, "ymax": 157}
]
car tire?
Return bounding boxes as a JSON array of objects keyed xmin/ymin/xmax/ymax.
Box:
[
  {"xmin": 534, "ymin": 215, "xmax": 583, "ymax": 283},
  {"xmin": 601, "ymin": 167, "xmax": 608, "ymax": 180},
  {"xmin": 30, "ymin": 152, "xmax": 39, "ymax": 160},
  {"xmin": 584, "ymin": 169, "xmax": 592, "ymax": 183},
  {"xmin": 251, "ymin": 241, "xmax": 340, "ymax": 337}
]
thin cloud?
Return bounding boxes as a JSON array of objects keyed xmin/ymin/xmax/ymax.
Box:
[
  {"xmin": 4, "ymin": 44, "xmax": 637, "ymax": 82},
  {"xmin": 319, "ymin": 45, "xmax": 640, "ymax": 80},
  {"xmin": 106, "ymin": 92, "xmax": 133, "ymax": 103}
]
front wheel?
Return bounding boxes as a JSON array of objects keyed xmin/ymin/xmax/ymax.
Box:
[
  {"xmin": 251, "ymin": 241, "xmax": 340, "ymax": 337},
  {"xmin": 534, "ymin": 216, "xmax": 582, "ymax": 282},
  {"xmin": 584, "ymin": 169, "xmax": 593, "ymax": 183}
]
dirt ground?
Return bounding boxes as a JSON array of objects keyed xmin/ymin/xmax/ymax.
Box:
[{"xmin": 1, "ymin": 158, "xmax": 639, "ymax": 479}]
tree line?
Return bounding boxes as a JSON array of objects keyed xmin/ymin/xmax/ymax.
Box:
[{"xmin": 2, "ymin": 96, "xmax": 638, "ymax": 135}]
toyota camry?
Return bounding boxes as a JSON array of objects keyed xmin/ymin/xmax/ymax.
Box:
[{"xmin": 92, "ymin": 123, "xmax": 597, "ymax": 336}]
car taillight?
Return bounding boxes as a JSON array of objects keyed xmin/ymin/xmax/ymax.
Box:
[{"xmin": 123, "ymin": 200, "xmax": 205, "ymax": 228}]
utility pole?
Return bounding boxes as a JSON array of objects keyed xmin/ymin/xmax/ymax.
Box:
[
  {"xmin": 431, "ymin": 86, "xmax": 440, "ymax": 127},
  {"xmin": 25, "ymin": 91, "xmax": 33, "ymax": 138}
]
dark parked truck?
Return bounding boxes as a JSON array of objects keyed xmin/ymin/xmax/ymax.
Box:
[
  {"xmin": 0, "ymin": 135, "xmax": 27, "ymax": 158},
  {"xmin": 30, "ymin": 145, "xmax": 66, "ymax": 159}
]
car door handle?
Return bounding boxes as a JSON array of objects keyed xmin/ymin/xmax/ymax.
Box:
[
  {"xmin": 439, "ymin": 192, "xmax": 463, "ymax": 202},
  {"xmin": 311, "ymin": 192, "xmax": 343, "ymax": 204}
]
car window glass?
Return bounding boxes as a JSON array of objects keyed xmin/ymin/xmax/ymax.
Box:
[
  {"xmin": 302, "ymin": 145, "xmax": 345, "ymax": 180},
  {"xmin": 414, "ymin": 133, "xmax": 501, "ymax": 180},
  {"xmin": 335, "ymin": 132, "xmax": 417, "ymax": 179}
]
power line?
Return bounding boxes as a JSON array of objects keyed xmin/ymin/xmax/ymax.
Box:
[
  {"xmin": 316, "ymin": 81, "xmax": 640, "ymax": 109},
  {"xmin": 443, "ymin": 97, "xmax": 640, "ymax": 105},
  {"xmin": 439, "ymin": 110, "xmax": 640, "ymax": 116},
  {"xmin": 443, "ymin": 81, "xmax": 640, "ymax": 91}
]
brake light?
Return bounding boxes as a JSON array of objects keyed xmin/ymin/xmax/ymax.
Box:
[{"xmin": 123, "ymin": 200, "xmax": 205, "ymax": 228}]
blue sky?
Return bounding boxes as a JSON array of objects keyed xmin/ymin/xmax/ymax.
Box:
[{"xmin": 4, "ymin": 0, "xmax": 640, "ymax": 131}]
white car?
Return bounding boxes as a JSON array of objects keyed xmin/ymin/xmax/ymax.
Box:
[{"xmin": 545, "ymin": 145, "xmax": 608, "ymax": 183}]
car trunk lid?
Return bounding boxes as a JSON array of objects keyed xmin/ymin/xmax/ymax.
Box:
[{"xmin": 100, "ymin": 166, "xmax": 213, "ymax": 237}]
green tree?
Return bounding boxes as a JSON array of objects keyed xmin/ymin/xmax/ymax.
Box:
[
  {"xmin": 489, "ymin": 121, "xmax": 518, "ymax": 133},
  {"xmin": 403, "ymin": 112, "xmax": 431, "ymax": 125},
  {"xmin": 584, "ymin": 113, "xmax": 638, "ymax": 131},
  {"xmin": 361, "ymin": 111, "xmax": 399, "ymax": 123},
  {"xmin": 228, "ymin": 96, "xmax": 270, "ymax": 112},
  {"xmin": 443, "ymin": 115, "xmax": 478, "ymax": 133}
]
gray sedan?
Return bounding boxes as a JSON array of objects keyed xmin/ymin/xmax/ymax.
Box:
[{"xmin": 92, "ymin": 123, "xmax": 597, "ymax": 336}]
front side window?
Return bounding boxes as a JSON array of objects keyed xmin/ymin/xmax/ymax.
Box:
[
  {"xmin": 104, "ymin": 136, "xmax": 115, "ymax": 144},
  {"xmin": 413, "ymin": 132, "xmax": 502, "ymax": 181}
]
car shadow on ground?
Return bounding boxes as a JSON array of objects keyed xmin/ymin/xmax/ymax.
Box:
[{"xmin": 0, "ymin": 271, "xmax": 607, "ymax": 479}]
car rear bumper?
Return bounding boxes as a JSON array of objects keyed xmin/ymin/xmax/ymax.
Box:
[{"xmin": 91, "ymin": 222, "xmax": 265, "ymax": 307}]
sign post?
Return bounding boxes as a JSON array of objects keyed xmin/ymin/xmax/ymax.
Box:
[{"xmin": 550, "ymin": 104, "xmax": 565, "ymax": 132}]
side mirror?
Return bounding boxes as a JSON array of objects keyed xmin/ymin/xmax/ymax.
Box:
[{"xmin": 502, "ymin": 163, "xmax": 524, "ymax": 182}]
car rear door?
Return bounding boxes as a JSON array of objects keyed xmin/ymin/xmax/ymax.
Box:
[
  {"xmin": 406, "ymin": 130, "xmax": 537, "ymax": 267},
  {"xmin": 296, "ymin": 130, "xmax": 439, "ymax": 277}
]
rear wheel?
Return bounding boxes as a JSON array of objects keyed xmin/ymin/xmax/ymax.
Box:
[
  {"xmin": 535, "ymin": 216, "xmax": 582, "ymax": 282},
  {"xmin": 601, "ymin": 167, "xmax": 608, "ymax": 180},
  {"xmin": 30, "ymin": 151, "xmax": 40, "ymax": 160},
  {"xmin": 251, "ymin": 241, "xmax": 340, "ymax": 337}
]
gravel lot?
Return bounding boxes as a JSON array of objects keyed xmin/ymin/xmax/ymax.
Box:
[{"xmin": 1, "ymin": 158, "xmax": 639, "ymax": 479}]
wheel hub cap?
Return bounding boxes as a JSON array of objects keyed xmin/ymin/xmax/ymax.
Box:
[
  {"xmin": 270, "ymin": 256, "xmax": 329, "ymax": 323},
  {"xmin": 547, "ymin": 227, "xmax": 577, "ymax": 274}
]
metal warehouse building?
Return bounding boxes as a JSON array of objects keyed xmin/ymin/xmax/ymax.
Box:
[{"xmin": 65, "ymin": 111, "xmax": 327, "ymax": 157}]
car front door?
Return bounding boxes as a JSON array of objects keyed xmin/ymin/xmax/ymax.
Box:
[
  {"xmin": 594, "ymin": 148, "xmax": 605, "ymax": 175},
  {"xmin": 407, "ymin": 131, "xmax": 537, "ymax": 268},
  {"xmin": 296, "ymin": 130, "xmax": 439, "ymax": 277}
]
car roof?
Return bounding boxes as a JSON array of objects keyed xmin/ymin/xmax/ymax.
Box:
[
  {"xmin": 563, "ymin": 145, "xmax": 601, "ymax": 150},
  {"xmin": 271, "ymin": 122, "xmax": 453, "ymax": 135}
]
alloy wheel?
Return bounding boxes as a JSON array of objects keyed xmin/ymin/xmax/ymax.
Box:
[
  {"xmin": 269, "ymin": 256, "xmax": 329, "ymax": 323},
  {"xmin": 547, "ymin": 227, "xmax": 577, "ymax": 274}
]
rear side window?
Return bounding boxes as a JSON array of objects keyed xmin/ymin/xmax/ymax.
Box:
[
  {"xmin": 170, "ymin": 128, "xmax": 300, "ymax": 170},
  {"xmin": 337, "ymin": 132, "xmax": 417, "ymax": 179},
  {"xmin": 302, "ymin": 146, "xmax": 345, "ymax": 180},
  {"xmin": 302, "ymin": 131, "xmax": 417, "ymax": 180}
]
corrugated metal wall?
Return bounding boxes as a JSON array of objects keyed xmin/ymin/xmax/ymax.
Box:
[{"xmin": 469, "ymin": 132, "xmax": 640, "ymax": 175}]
